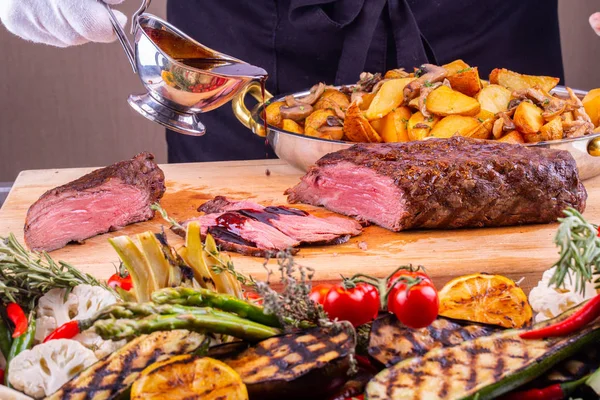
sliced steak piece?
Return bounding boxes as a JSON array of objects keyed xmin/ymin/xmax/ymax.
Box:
[
  {"xmin": 285, "ymin": 137, "xmax": 587, "ymax": 231},
  {"xmin": 24, "ymin": 152, "xmax": 165, "ymax": 251},
  {"xmin": 183, "ymin": 211, "xmax": 300, "ymax": 257},
  {"xmin": 198, "ymin": 196, "xmax": 362, "ymax": 245}
]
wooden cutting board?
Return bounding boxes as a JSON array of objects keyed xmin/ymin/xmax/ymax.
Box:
[{"xmin": 1, "ymin": 158, "xmax": 598, "ymax": 292}]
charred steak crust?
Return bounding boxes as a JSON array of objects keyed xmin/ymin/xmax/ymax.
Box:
[
  {"xmin": 32, "ymin": 152, "xmax": 165, "ymax": 203},
  {"xmin": 285, "ymin": 137, "xmax": 587, "ymax": 231},
  {"xmin": 24, "ymin": 152, "xmax": 165, "ymax": 251}
]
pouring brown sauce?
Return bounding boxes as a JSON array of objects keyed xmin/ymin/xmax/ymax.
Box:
[{"xmin": 145, "ymin": 27, "xmax": 270, "ymax": 157}]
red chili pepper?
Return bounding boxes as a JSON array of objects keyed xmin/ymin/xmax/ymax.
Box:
[
  {"xmin": 0, "ymin": 368, "xmax": 4, "ymax": 384},
  {"xmin": 6, "ymin": 303, "xmax": 28, "ymax": 338},
  {"xmin": 500, "ymin": 384, "xmax": 564, "ymax": 400},
  {"xmin": 520, "ymin": 294, "xmax": 600, "ymax": 340},
  {"xmin": 43, "ymin": 320, "xmax": 80, "ymax": 343},
  {"xmin": 344, "ymin": 395, "xmax": 363, "ymax": 400}
]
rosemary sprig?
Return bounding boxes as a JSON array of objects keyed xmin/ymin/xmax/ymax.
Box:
[
  {"xmin": 549, "ymin": 208, "xmax": 600, "ymax": 294},
  {"xmin": 151, "ymin": 203, "xmax": 184, "ymax": 232},
  {"xmin": 0, "ymin": 234, "xmax": 113, "ymax": 309}
]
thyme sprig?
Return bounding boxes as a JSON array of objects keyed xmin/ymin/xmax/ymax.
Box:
[
  {"xmin": 549, "ymin": 208, "xmax": 600, "ymax": 293},
  {"xmin": 0, "ymin": 234, "xmax": 112, "ymax": 310},
  {"xmin": 256, "ymin": 249, "xmax": 329, "ymax": 330}
]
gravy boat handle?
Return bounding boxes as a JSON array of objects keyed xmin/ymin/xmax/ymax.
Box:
[{"xmin": 103, "ymin": 2, "xmax": 137, "ymax": 73}]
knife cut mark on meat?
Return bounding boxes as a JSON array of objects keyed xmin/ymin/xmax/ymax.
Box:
[{"xmin": 178, "ymin": 196, "xmax": 362, "ymax": 256}]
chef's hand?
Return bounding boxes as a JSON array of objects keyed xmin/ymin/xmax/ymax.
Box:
[
  {"xmin": 591, "ymin": 12, "xmax": 600, "ymax": 36},
  {"xmin": 0, "ymin": 0, "xmax": 127, "ymax": 48}
]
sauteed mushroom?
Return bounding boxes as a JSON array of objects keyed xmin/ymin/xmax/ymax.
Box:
[
  {"xmin": 280, "ymin": 104, "xmax": 314, "ymax": 121},
  {"xmin": 419, "ymin": 82, "xmax": 442, "ymax": 118},
  {"xmin": 403, "ymin": 64, "xmax": 448, "ymax": 104}
]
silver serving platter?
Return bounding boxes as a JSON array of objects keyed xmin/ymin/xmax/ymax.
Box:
[{"xmin": 233, "ymin": 84, "xmax": 600, "ymax": 180}]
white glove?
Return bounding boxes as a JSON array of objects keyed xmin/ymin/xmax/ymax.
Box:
[
  {"xmin": 591, "ymin": 12, "xmax": 600, "ymax": 36},
  {"xmin": 0, "ymin": 0, "xmax": 127, "ymax": 47}
]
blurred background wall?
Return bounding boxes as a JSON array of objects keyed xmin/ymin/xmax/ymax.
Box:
[{"xmin": 0, "ymin": 0, "xmax": 599, "ymax": 182}]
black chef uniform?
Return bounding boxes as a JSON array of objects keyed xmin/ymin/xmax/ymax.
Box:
[{"xmin": 165, "ymin": 0, "xmax": 563, "ymax": 163}]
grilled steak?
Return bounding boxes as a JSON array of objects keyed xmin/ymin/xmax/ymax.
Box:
[
  {"xmin": 285, "ymin": 137, "xmax": 587, "ymax": 231},
  {"xmin": 24, "ymin": 152, "xmax": 165, "ymax": 252},
  {"xmin": 179, "ymin": 196, "xmax": 362, "ymax": 256}
]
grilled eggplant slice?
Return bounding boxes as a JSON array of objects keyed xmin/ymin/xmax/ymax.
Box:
[
  {"xmin": 368, "ymin": 314, "xmax": 498, "ymax": 367},
  {"xmin": 46, "ymin": 330, "xmax": 204, "ymax": 400},
  {"xmin": 365, "ymin": 317, "xmax": 600, "ymax": 400},
  {"xmin": 219, "ymin": 326, "xmax": 356, "ymax": 400}
]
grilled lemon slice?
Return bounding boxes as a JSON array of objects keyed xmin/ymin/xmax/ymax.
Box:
[
  {"xmin": 131, "ymin": 355, "xmax": 248, "ymax": 400},
  {"xmin": 438, "ymin": 273, "xmax": 533, "ymax": 329}
]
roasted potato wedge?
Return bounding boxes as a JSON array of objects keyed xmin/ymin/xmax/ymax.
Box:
[
  {"xmin": 359, "ymin": 92, "xmax": 376, "ymax": 111},
  {"xmin": 465, "ymin": 118, "xmax": 495, "ymax": 140},
  {"xmin": 480, "ymin": 79, "xmax": 490, "ymax": 88},
  {"xmin": 365, "ymin": 78, "xmax": 415, "ymax": 120},
  {"xmin": 407, "ymin": 111, "xmax": 439, "ymax": 141},
  {"xmin": 562, "ymin": 111, "xmax": 574, "ymax": 124},
  {"xmin": 513, "ymin": 101, "xmax": 544, "ymax": 134},
  {"xmin": 489, "ymin": 68, "xmax": 559, "ymax": 92},
  {"xmin": 475, "ymin": 109, "xmax": 495, "ymax": 121},
  {"xmin": 426, "ymin": 85, "xmax": 480, "ymax": 117},
  {"xmin": 305, "ymin": 109, "xmax": 335, "ymax": 138},
  {"xmin": 344, "ymin": 102, "xmax": 383, "ymax": 142},
  {"xmin": 314, "ymin": 89, "xmax": 350, "ymax": 112},
  {"xmin": 443, "ymin": 60, "xmax": 481, "ymax": 97},
  {"xmin": 378, "ymin": 107, "xmax": 412, "ymax": 142},
  {"xmin": 282, "ymin": 119, "xmax": 304, "ymax": 135},
  {"xmin": 442, "ymin": 59, "xmax": 470, "ymax": 75},
  {"xmin": 384, "ymin": 69, "xmax": 410, "ymax": 79},
  {"xmin": 536, "ymin": 116, "xmax": 563, "ymax": 142},
  {"xmin": 583, "ymin": 88, "xmax": 600, "ymax": 127},
  {"xmin": 497, "ymin": 130, "xmax": 525, "ymax": 144},
  {"xmin": 265, "ymin": 101, "xmax": 285, "ymax": 127},
  {"xmin": 429, "ymin": 115, "xmax": 480, "ymax": 138},
  {"xmin": 476, "ymin": 85, "xmax": 512, "ymax": 114}
]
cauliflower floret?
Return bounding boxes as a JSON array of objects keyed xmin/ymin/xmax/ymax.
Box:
[
  {"xmin": 529, "ymin": 267, "xmax": 597, "ymax": 322},
  {"xmin": 8, "ymin": 339, "xmax": 97, "ymax": 399},
  {"xmin": 73, "ymin": 330, "xmax": 126, "ymax": 360},
  {"xmin": 35, "ymin": 284, "xmax": 124, "ymax": 358},
  {"xmin": 0, "ymin": 385, "xmax": 34, "ymax": 400}
]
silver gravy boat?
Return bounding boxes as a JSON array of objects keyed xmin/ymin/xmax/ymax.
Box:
[{"xmin": 104, "ymin": 0, "xmax": 267, "ymax": 136}]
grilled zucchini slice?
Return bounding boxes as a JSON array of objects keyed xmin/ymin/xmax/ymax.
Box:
[
  {"xmin": 366, "ymin": 318, "xmax": 600, "ymax": 400},
  {"xmin": 368, "ymin": 315, "xmax": 497, "ymax": 368},
  {"xmin": 46, "ymin": 330, "xmax": 204, "ymax": 400},
  {"xmin": 218, "ymin": 326, "xmax": 356, "ymax": 400}
]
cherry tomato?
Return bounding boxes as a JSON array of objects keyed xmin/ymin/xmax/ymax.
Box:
[
  {"xmin": 387, "ymin": 270, "xmax": 433, "ymax": 303},
  {"xmin": 309, "ymin": 283, "xmax": 333, "ymax": 305},
  {"xmin": 323, "ymin": 283, "xmax": 379, "ymax": 327},
  {"xmin": 107, "ymin": 273, "xmax": 133, "ymax": 291},
  {"xmin": 388, "ymin": 283, "xmax": 439, "ymax": 329}
]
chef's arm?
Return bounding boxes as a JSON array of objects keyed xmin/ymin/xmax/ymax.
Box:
[
  {"xmin": 0, "ymin": 0, "xmax": 126, "ymax": 47},
  {"xmin": 591, "ymin": 12, "xmax": 600, "ymax": 36}
]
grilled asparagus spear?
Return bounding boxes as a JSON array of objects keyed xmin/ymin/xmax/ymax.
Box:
[
  {"xmin": 91, "ymin": 305, "xmax": 281, "ymax": 342},
  {"xmin": 152, "ymin": 287, "xmax": 282, "ymax": 328}
]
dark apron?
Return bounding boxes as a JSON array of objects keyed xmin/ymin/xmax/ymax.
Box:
[{"xmin": 165, "ymin": 0, "xmax": 562, "ymax": 163}]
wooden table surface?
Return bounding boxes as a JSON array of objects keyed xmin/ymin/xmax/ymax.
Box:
[{"xmin": 1, "ymin": 159, "xmax": 598, "ymax": 292}]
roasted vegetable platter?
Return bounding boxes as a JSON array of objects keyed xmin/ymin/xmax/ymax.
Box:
[{"xmin": 0, "ymin": 206, "xmax": 599, "ymax": 400}]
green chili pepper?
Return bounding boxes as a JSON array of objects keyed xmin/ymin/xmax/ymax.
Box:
[
  {"xmin": 0, "ymin": 316, "xmax": 13, "ymax": 359},
  {"xmin": 5, "ymin": 315, "xmax": 35, "ymax": 387}
]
